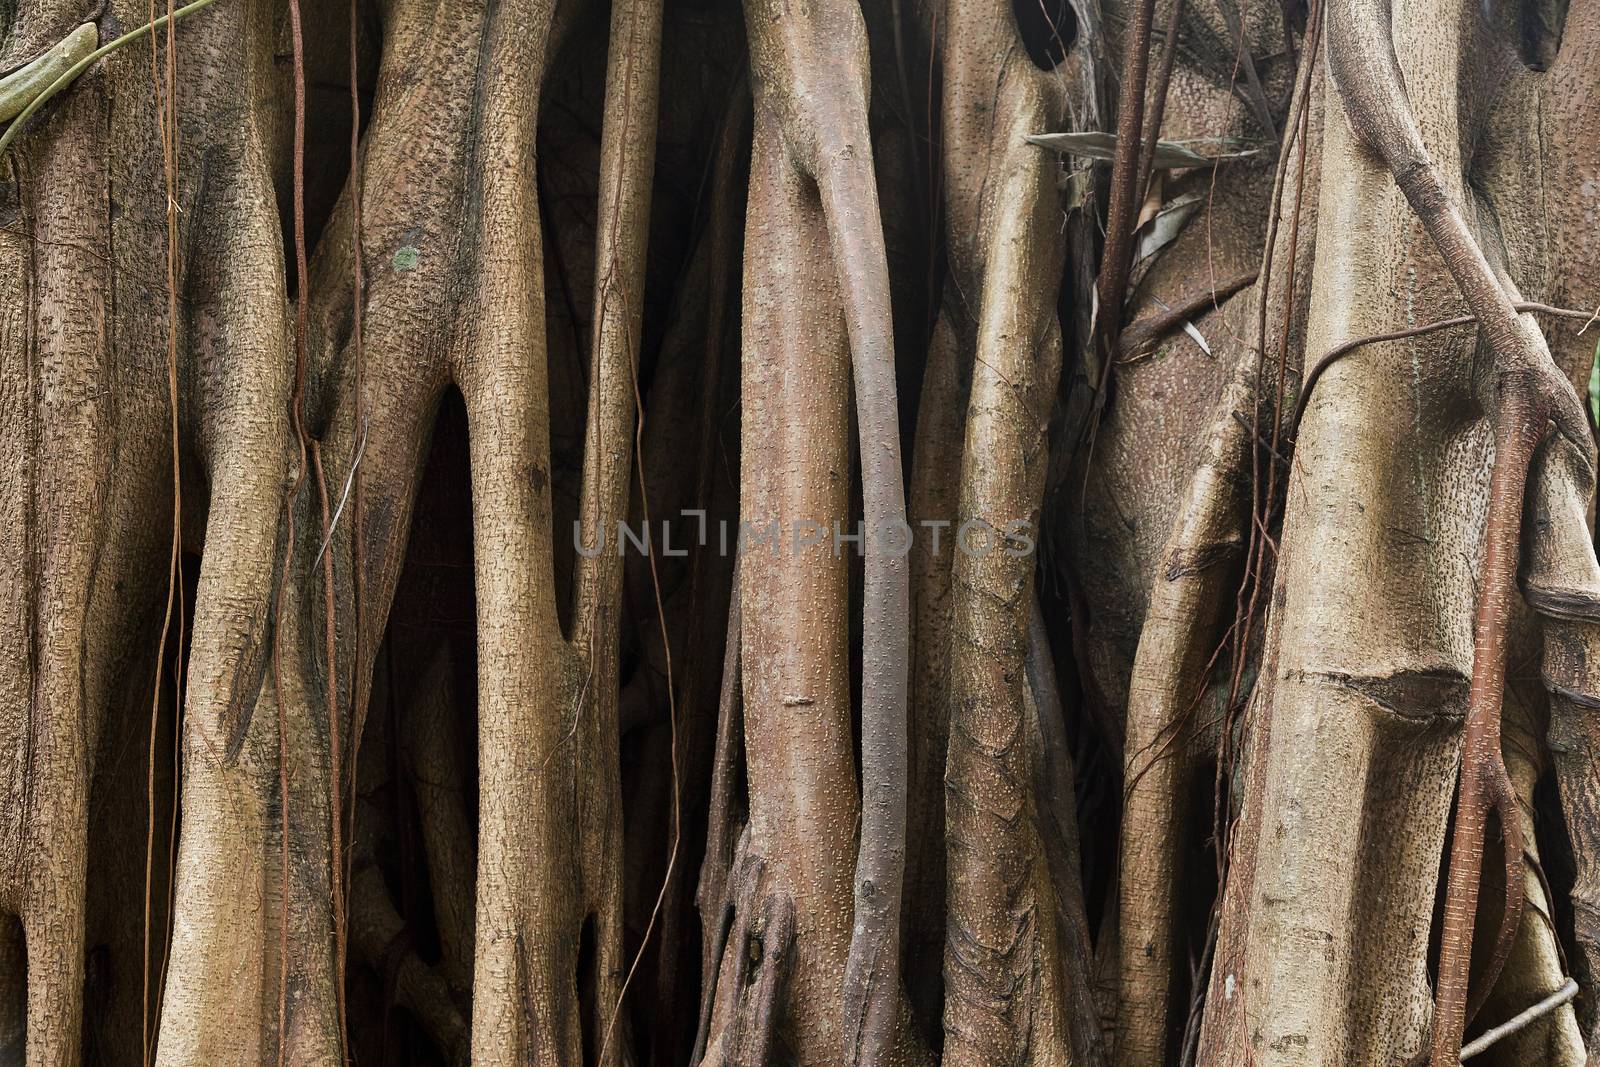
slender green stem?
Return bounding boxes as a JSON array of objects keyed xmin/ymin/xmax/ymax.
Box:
[{"xmin": 0, "ymin": 0, "xmax": 227, "ymax": 161}]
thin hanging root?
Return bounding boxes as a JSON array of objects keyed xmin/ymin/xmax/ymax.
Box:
[
  {"xmin": 1291, "ymin": 302, "xmax": 1600, "ymax": 434},
  {"xmin": 1096, "ymin": 0, "xmax": 1157, "ymax": 348},
  {"xmin": 1462, "ymin": 757, "xmax": 1527, "ymax": 1025},
  {"xmin": 1422, "ymin": 244, "xmax": 1533, "ymax": 1066},
  {"xmin": 1326, "ymin": 0, "xmax": 1589, "ymax": 1059}
]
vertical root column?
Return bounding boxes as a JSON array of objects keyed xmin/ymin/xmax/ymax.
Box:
[
  {"xmin": 449, "ymin": 0, "xmax": 649, "ymax": 1059},
  {"xmin": 1116, "ymin": 372, "xmax": 1256, "ymax": 1067},
  {"xmin": 1327, "ymin": 0, "xmax": 1592, "ymax": 1057},
  {"xmin": 933, "ymin": 0, "xmax": 1079, "ymax": 1061},
  {"xmin": 1525, "ymin": 437, "xmax": 1600, "ymax": 1058},
  {"xmin": 3, "ymin": 51, "xmax": 130, "ymax": 1067},
  {"xmin": 719, "ymin": 99, "xmax": 857, "ymax": 1061},
  {"xmin": 723, "ymin": 0, "xmax": 918, "ymax": 1060}
]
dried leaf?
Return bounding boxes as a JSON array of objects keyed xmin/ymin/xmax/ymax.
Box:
[
  {"xmin": 1181, "ymin": 319, "xmax": 1213, "ymax": 357},
  {"xmin": 1027, "ymin": 131, "xmax": 1233, "ymax": 169},
  {"xmin": 1133, "ymin": 193, "xmax": 1203, "ymax": 267},
  {"xmin": 1027, "ymin": 131, "xmax": 1267, "ymax": 170},
  {"xmin": 1136, "ymin": 171, "xmax": 1167, "ymax": 229}
]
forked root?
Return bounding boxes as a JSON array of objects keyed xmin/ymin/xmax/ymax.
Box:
[
  {"xmin": 726, "ymin": 0, "xmax": 914, "ymax": 1061},
  {"xmin": 699, "ymin": 854, "xmax": 798, "ymax": 1067}
]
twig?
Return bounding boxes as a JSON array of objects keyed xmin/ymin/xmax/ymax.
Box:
[
  {"xmin": 1459, "ymin": 979, "xmax": 1578, "ymax": 1060},
  {"xmin": 311, "ymin": 413, "xmax": 369, "ymax": 571},
  {"xmin": 1118, "ymin": 270, "xmax": 1258, "ymax": 358},
  {"xmin": 1290, "ymin": 302, "xmax": 1599, "ymax": 435}
]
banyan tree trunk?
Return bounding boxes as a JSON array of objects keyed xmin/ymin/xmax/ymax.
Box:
[{"xmin": 1, "ymin": 0, "xmax": 1599, "ymax": 1064}]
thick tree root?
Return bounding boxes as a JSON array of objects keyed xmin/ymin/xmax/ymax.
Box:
[
  {"xmin": 12, "ymin": 2, "xmax": 1600, "ymax": 1065},
  {"xmin": 1117, "ymin": 369, "xmax": 1255, "ymax": 1067},
  {"xmin": 1196, "ymin": 0, "xmax": 1600, "ymax": 1060},
  {"xmin": 1327, "ymin": 0, "xmax": 1590, "ymax": 1058},
  {"xmin": 933, "ymin": 1, "xmax": 1086, "ymax": 1063},
  {"xmin": 1526, "ymin": 435, "xmax": 1600, "ymax": 1063},
  {"xmin": 1027, "ymin": 604, "xmax": 1108, "ymax": 1066},
  {"xmin": 703, "ymin": 0, "xmax": 918, "ymax": 1061},
  {"xmin": 698, "ymin": 853, "xmax": 797, "ymax": 1067}
]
